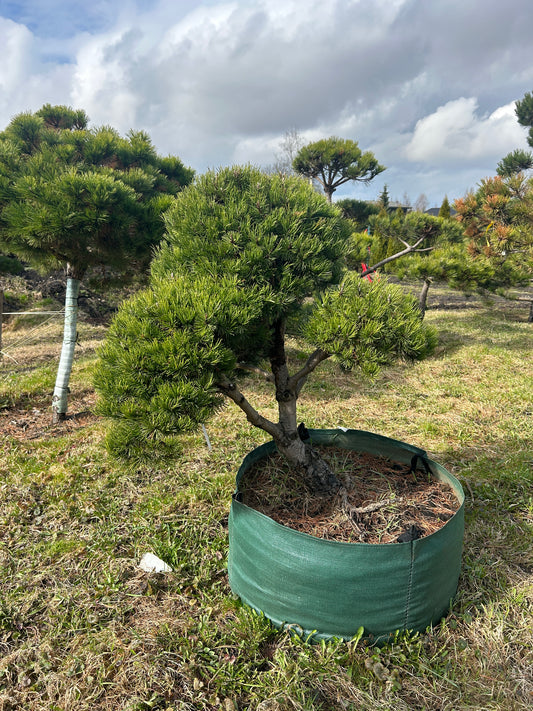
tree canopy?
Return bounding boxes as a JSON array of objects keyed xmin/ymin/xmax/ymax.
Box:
[
  {"xmin": 454, "ymin": 174, "xmax": 533, "ymax": 289},
  {"xmin": 496, "ymin": 91, "xmax": 533, "ymax": 178},
  {"xmin": 0, "ymin": 104, "xmax": 194, "ymax": 420},
  {"xmin": 292, "ymin": 137, "xmax": 385, "ymax": 202},
  {"xmin": 438, "ymin": 196, "xmax": 452, "ymax": 219},
  {"xmin": 497, "ymin": 149, "xmax": 533, "ymax": 178},
  {"xmin": 378, "ymin": 184, "xmax": 390, "ymax": 209},
  {"xmin": 96, "ymin": 166, "xmax": 436, "ymax": 491},
  {"xmin": 515, "ymin": 90, "xmax": 533, "ymax": 147},
  {"xmin": 0, "ymin": 105, "xmax": 194, "ymax": 280}
]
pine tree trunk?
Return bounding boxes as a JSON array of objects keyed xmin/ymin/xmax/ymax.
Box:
[
  {"xmin": 268, "ymin": 317, "xmax": 341, "ymax": 494},
  {"xmin": 276, "ymin": 434, "xmax": 341, "ymax": 494},
  {"xmin": 274, "ymin": 398, "xmax": 340, "ymax": 494},
  {"xmin": 52, "ymin": 275, "xmax": 80, "ymax": 423}
]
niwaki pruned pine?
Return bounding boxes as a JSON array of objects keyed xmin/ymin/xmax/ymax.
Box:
[
  {"xmin": 95, "ymin": 166, "xmax": 436, "ymax": 492},
  {"xmin": 0, "ymin": 104, "xmax": 193, "ymax": 422}
]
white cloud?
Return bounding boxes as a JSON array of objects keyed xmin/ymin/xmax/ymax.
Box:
[
  {"xmin": 1, "ymin": 0, "xmax": 533, "ymax": 206},
  {"xmin": 71, "ymin": 29, "xmax": 143, "ymax": 135},
  {"xmin": 0, "ymin": 18, "xmax": 33, "ymax": 94},
  {"xmin": 0, "ymin": 18, "xmax": 74, "ymax": 126},
  {"xmin": 405, "ymin": 98, "xmax": 527, "ymax": 165}
]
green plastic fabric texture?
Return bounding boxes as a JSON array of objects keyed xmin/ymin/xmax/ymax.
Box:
[{"xmin": 228, "ymin": 429, "xmax": 465, "ymax": 642}]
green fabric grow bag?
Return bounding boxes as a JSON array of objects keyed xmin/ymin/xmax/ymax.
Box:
[{"xmin": 228, "ymin": 429, "xmax": 464, "ymax": 642}]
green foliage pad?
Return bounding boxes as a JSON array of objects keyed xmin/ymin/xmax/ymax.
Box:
[{"xmin": 96, "ymin": 166, "xmax": 436, "ymax": 465}]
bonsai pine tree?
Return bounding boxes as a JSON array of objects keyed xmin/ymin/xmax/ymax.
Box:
[
  {"xmin": 292, "ymin": 137, "xmax": 385, "ymax": 203},
  {"xmin": 95, "ymin": 166, "xmax": 436, "ymax": 494},
  {"xmin": 354, "ymin": 206, "xmax": 529, "ymax": 317},
  {"xmin": 0, "ymin": 105, "xmax": 194, "ymax": 421},
  {"xmin": 361, "ymin": 211, "xmax": 467, "ymax": 315}
]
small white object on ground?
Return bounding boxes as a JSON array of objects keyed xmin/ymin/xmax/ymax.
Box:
[{"xmin": 139, "ymin": 553, "xmax": 173, "ymax": 573}]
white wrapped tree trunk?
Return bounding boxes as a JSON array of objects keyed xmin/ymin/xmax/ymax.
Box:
[{"xmin": 52, "ymin": 276, "xmax": 80, "ymax": 423}]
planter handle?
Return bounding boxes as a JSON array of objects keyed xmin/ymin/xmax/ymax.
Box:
[{"xmin": 409, "ymin": 453, "xmax": 434, "ymax": 477}]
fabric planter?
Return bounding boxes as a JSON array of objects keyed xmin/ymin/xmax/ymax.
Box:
[{"xmin": 228, "ymin": 428, "xmax": 464, "ymax": 643}]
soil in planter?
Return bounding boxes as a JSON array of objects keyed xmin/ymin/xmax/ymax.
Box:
[{"xmin": 240, "ymin": 446, "xmax": 460, "ymax": 544}]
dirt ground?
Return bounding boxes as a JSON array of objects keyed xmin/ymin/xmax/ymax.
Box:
[{"xmin": 0, "ymin": 391, "xmax": 99, "ymax": 441}]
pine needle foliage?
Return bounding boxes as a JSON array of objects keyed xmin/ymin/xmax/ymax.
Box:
[
  {"xmin": 95, "ymin": 273, "xmax": 267, "ymax": 454},
  {"xmin": 96, "ymin": 166, "xmax": 436, "ymax": 481},
  {"xmin": 455, "ymin": 174, "xmax": 533, "ymax": 286},
  {"xmin": 306, "ymin": 276, "xmax": 437, "ymax": 376},
  {"xmin": 153, "ymin": 166, "xmax": 348, "ymax": 316}
]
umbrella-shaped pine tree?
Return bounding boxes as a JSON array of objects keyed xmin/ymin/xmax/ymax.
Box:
[
  {"xmin": 95, "ymin": 166, "xmax": 437, "ymax": 493},
  {"xmin": 0, "ymin": 105, "xmax": 193, "ymax": 422}
]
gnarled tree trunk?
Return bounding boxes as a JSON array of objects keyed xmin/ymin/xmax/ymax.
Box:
[
  {"xmin": 274, "ymin": 427, "xmax": 341, "ymax": 494},
  {"xmin": 269, "ymin": 317, "xmax": 340, "ymax": 494}
]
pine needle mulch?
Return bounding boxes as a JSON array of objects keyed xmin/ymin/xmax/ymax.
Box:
[{"xmin": 241, "ymin": 446, "xmax": 460, "ymax": 544}]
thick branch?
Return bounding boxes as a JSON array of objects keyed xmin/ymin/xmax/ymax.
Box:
[
  {"xmin": 331, "ymin": 175, "xmax": 353, "ymax": 190},
  {"xmin": 327, "ymin": 166, "xmax": 339, "ymax": 186},
  {"xmin": 216, "ymin": 373, "xmax": 281, "ymax": 440},
  {"xmin": 418, "ymin": 278, "xmax": 432, "ymax": 317},
  {"xmin": 361, "ymin": 238, "xmax": 434, "ymax": 277},
  {"xmin": 319, "ymin": 169, "xmax": 328, "ymax": 192},
  {"xmin": 288, "ymin": 347, "xmax": 331, "ymax": 395}
]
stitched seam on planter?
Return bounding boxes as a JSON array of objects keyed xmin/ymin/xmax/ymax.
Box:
[{"xmin": 404, "ymin": 542, "xmax": 415, "ymax": 629}]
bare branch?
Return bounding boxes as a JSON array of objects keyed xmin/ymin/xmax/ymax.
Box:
[
  {"xmin": 410, "ymin": 235, "xmax": 428, "ymax": 249},
  {"xmin": 362, "ymin": 237, "xmax": 434, "ymax": 277},
  {"xmin": 393, "ymin": 234, "xmax": 427, "ymax": 251}
]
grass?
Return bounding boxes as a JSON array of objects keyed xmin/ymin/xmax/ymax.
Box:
[{"xmin": 0, "ymin": 289, "xmax": 532, "ymax": 710}]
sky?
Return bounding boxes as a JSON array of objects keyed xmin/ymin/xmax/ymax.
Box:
[{"xmin": 1, "ymin": 0, "xmax": 533, "ymax": 207}]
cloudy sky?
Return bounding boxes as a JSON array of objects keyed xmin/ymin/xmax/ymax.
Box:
[{"xmin": 1, "ymin": 0, "xmax": 533, "ymax": 207}]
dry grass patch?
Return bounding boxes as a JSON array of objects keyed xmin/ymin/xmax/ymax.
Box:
[{"xmin": 0, "ymin": 288, "xmax": 532, "ymax": 710}]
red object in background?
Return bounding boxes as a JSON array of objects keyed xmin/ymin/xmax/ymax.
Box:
[{"xmin": 361, "ymin": 263, "xmax": 373, "ymax": 281}]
